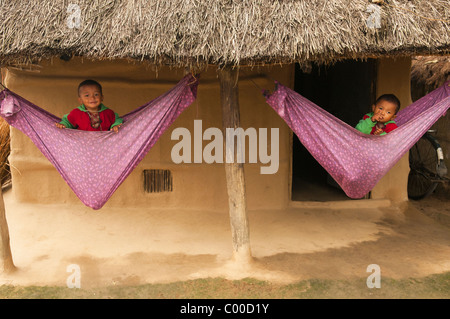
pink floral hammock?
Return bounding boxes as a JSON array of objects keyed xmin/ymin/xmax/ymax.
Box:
[
  {"xmin": 0, "ymin": 75, "xmax": 198, "ymax": 209},
  {"xmin": 265, "ymin": 81, "xmax": 450, "ymax": 199}
]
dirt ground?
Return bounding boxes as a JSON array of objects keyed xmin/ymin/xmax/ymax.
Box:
[{"xmin": 0, "ymin": 187, "xmax": 449, "ymax": 296}]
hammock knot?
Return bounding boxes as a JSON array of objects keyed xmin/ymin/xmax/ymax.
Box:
[{"xmin": 0, "ymin": 94, "xmax": 20, "ymax": 117}]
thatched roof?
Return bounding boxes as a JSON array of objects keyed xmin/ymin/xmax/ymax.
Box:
[
  {"xmin": 411, "ymin": 56, "xmax": 450, "ymax": 89},
  {"xmin": 0, "ymin": 0, "xmax": 449, "ymax": 68}
]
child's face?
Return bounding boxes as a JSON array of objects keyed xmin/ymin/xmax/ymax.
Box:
[
  {"xmin": 78, "ymin": 84, "xmax": 103, "ymax": 111},
  {"xmin": 372, "ymin": 100, "xmax": 397, "ymax": 123}
]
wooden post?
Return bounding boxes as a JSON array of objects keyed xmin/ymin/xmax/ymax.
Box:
[
  {"xmin": 0, "ymin": 186, "xmax": 14, "ymax": 273},
  {"xmin": 219, "ymin": 65, "xmax": 252, "ymax": 264}
]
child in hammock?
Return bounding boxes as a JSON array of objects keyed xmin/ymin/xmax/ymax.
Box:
[
  {"xmin": 55, "ymin": 79, "xmax": 123, "ymax": 132},
  {"xmin": 355, "ymin": 94, "xmax": 400, "ymax": 136}
]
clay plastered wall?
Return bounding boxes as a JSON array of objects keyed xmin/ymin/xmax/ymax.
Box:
[
  {"xmin": 371, "ymin": 57, "xmax": 412, "ymax": 202},
  {"xmin": 5, "ymin": 59, "xmax": 293, "ymax": 211}
]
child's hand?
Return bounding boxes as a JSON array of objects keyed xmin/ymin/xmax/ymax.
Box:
[
  {"xmin": 111, "ymin": 124, "xmax": 122, "ymax": 133},
  {"xmin": 371, "ymin": 113, "xmax": 383, "ymax": 122},
  {"xmin": 55, "ymin": 123, "xmax": 66, "ymax": 129},
  {"xmin": 373, "ymin": 128, "xmax": 384, "ymax": 135}
]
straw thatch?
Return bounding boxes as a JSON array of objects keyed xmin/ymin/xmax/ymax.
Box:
[
  {"xmin": 411, "ymin": 55, "xmax": 450, "ymax": 89},
  {"xmin": 0, "ymin": 0, "xmax": 449, "ymax": 68}
]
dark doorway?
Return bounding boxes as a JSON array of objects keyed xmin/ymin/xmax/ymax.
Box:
[{"xmin": 292, "ymin": 59, "xmax": 377, "ymax": 201}]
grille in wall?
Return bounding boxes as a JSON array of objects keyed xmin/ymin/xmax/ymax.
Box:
[{"xmin": 143, "ymin": 169, "xmax": 173, "ymax": 193}]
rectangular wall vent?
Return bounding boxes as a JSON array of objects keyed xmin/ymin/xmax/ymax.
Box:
[{"xmin": 143, "ymin": 169, "xmax": 173, "ymax": 193}]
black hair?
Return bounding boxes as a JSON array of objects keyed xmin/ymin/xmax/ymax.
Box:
[
  {"xmin": 78, "ymin": 79, "xmax": 102, "ymax": 96},
  {"xmin": 375, "ymin": 94, "xmax": 401, "ymax": 114}
]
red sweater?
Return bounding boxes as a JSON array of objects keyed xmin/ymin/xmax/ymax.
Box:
[
  {"xmin": 60, "ymin": 104, "xmax": 122, "ymax": 131},
  {"xmin": 355, "ymin": 113, "xmax": 398, "ymax": 135},
  {"xmin": 362, "ymin": 114, "xmax": 398, "ymax": 135}
]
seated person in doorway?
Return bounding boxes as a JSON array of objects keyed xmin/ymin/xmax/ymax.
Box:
[
  {"xmin": 355, "ymin": 94, "xmax": 400, "ymax": 136},
  {"xmin": 55, "ymin": 79, "xmax": 123, "ymax": 132}
]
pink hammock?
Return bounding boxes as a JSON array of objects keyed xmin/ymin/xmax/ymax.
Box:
[
  {"xmin": 265, "ymin": 81, "xmax": 450, "ymax": 199},
  {"xmin": 0, "ymin": 75, "xmax": 198, "ymax": 209}
]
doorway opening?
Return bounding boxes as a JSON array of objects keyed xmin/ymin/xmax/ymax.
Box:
[{"xmin": 291, "ymin": 59, "xmax": 377, "ymax": 201}]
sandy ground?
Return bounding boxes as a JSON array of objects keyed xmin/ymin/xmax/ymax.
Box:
[{"xmin": 1, "ymin": 188, "xmax": 450, "ymax": 289}]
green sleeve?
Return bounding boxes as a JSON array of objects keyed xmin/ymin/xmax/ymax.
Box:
[
  {"xmin": 59, "ymin": 114, "xmax": 75, "ymax": 129},
  {"xmin": 110, "ymin": 112, "xmax": 123, "ymax": 129},
  {"xmin": 355, "ymin": 116, "xmax": 376, "ymax": 135}
]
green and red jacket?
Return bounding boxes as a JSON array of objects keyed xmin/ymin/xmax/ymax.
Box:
[
  {"xmin": 59, "ymin": 104, "xmax": 123, "ymax": 131},
  {"xmin": 355, "ymin": 112, "xmax": 398, "ymax": 136}
]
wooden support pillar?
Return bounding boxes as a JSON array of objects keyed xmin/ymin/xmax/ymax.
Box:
[
  {"xmin": 219, "ymin": 65, "xmax": 252, "ymax": 264},
  {"xmin": 0, "ymin": 186, "xmax": 14, "ymax": 273}
]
